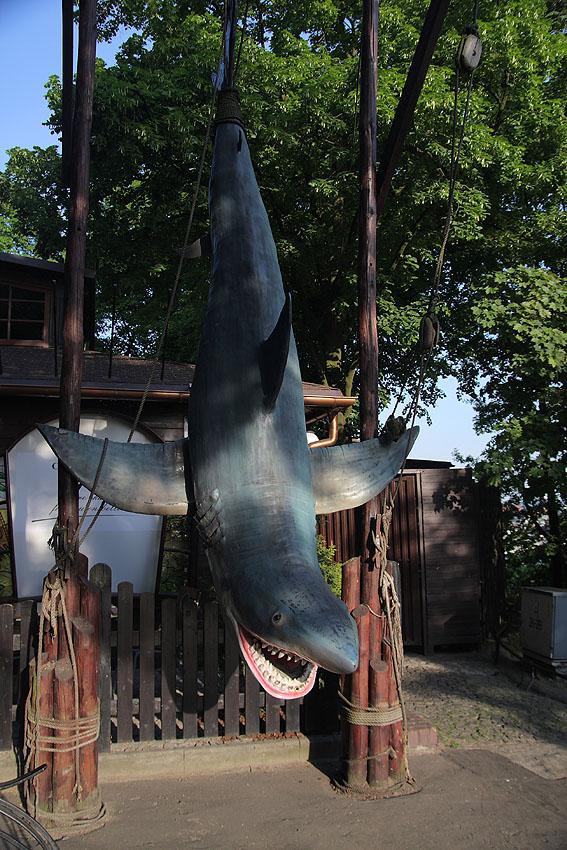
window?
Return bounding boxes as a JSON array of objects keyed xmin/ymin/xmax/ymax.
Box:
[{"xmin": 0, "ymin": 283, "xmax": 49, "ymax": 344}]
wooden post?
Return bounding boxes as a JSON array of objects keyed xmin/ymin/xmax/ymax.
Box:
[
  {"xmin": 61, "ymin": 0, "xmax": 74, "ymax": 188},
  {"xmin": 52, "ymin": 572, "xmax": 80, "ymax": 814},
  {"xmin": 357, "ymin": 0, "xmax": 380, "ymax": 638},
  {"xmin": 383, "ymin": 636, "xmax": 405, "ymax": 783},
  {"xmin": 33, "ymin": 626, "xmax": 58, "ymax": 814},
  {"xmin": 345, "ymin": 606, "xmax": 370, "ymax": 788},
  {"xmin": 368, "ymin": 658, "xmax": 389, "ymax": 788},
  {"xmin": 76, "ymin": 574, "xmax": 100, "ymax": 808},
  {"xmin": 341, "ymin": 557, "xmax": 361, "ymax": 615},
  {"xmin": 58, "ymin": 0, "xmax": 97, "ymax": 550}
]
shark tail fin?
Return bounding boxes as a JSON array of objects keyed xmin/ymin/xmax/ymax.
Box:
[
  {"xmin": 36, "ymin": 424, "xmax": 192, "ymax": 516},
  {"xmin": 260, "ymin": 292, "xmax": 292, "ymax": 411}
]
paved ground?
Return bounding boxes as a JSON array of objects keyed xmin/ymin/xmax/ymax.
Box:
[
  {"xmin": 60, "ymin": 749, "xmax": 567, "ymax": 850},
  {"xmin": 402, "ymin": 649, "xmax": 567, "ymax": 780},
  {"xmin": 2, "ymin": 649, "xmax": 566, "ymax": 849}
]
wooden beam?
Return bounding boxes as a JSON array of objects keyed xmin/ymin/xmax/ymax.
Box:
[{"xmin": 375, "ymin": 0, "xmax": 452, "ymax": 221}]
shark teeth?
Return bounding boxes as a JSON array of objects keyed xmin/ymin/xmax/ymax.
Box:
[
  {"xmin": 248, "ymin": 638, "xmax": 313, "ymax": 692},
  {"xmin": 235, "ymin": 624, "xmax": 318, "ymax": 698}
]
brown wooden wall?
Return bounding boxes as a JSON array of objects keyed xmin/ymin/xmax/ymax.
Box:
[{"xmin": 418, "ymin": 467, "xmax": 482, "ymax": 651}]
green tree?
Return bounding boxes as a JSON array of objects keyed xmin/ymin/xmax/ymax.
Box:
[{"xmin": 460, "ymin": 267, "xmax": 567, "ymax": 599}]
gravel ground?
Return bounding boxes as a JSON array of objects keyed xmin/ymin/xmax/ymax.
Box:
[{"xmin": 402, "ymin": 649, "xmax": 567, "ymax": 779}]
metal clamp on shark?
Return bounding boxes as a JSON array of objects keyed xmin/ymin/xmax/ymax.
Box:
[{"xmin": 37, "ymin": 21, "xmax": 418, "ymax": 701}]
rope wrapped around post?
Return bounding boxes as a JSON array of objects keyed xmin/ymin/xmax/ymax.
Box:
[
  {"xmin": 214, "ymin": 87, "xmax": 245, "ymax": 130},
  {"xmin": 339, "ymin": 691, "xmax": 403, "ymax": 726}
]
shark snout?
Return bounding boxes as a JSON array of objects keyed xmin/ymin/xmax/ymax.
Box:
[
  {"xmin": 306, "ymin": 621, "xmax": 359, "ymax": 674},
  {"xmin": 282, "ymin": 595, "xmax": 360, "ymax": 675}
]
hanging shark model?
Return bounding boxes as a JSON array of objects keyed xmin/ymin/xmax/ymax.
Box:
[{"xmin": 37, "ymin": 93, "xmax": 418, "ymax": 701}]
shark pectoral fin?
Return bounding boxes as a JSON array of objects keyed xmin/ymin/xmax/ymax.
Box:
[
  {"xmin": 260, "ymin": 292, "xmax": 292, "ymax": 411},
  {"xmin": 36, "ymin": 424, "xmax": 192, "ymax": 516},
  {"xmin": 310, "ymin": 426, "xmax": 419, "ymax": 514}
]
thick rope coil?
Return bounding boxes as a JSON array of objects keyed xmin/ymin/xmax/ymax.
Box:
[
  {"xmin": 25, "ymin": 697, "xmax": 100, "ymax": 754},
  {"xmin": 339, "ymin": 691, "xmax": 403, "ymax": 727}
]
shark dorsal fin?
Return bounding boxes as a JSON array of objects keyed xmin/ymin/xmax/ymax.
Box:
[{"xmin": 260, "ymin": 292, "xmax": 292, "ymax": 411}]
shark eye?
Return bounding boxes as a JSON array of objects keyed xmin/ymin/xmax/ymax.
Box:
[{"xmin": 271, "ymin": 612, "xmax": 282, "ymax": 625}]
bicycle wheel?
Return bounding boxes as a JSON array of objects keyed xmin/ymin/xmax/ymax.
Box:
[{"xmin": 0, "ymin": 799, "xmax": 59, "ymax": 850}]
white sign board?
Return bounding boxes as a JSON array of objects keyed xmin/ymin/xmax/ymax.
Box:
[{"xmin": 7, "ymin": 415, "xmax": 164, "ymax": 597}]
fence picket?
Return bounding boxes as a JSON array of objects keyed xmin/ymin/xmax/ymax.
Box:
[
  {"xmin": 90, "ymin": 563, "xmax": 111, "ymax": 752},
  {"xmin": 139, "ymin": 592, "xmax": 155, "ymax": 741},
  {"xmin": 0, "ymin": 604, "xmax": 13, "ymax": 750},
  {"xmin": 223, "ymin": 618, "xmax": 240, "ymax": 737},
  {"xmin": 265, "ymin": 693, "xmax": 281, "ymax": 734},
  {"xmin": 161, "ymin": 597, "xmax": 177, "ymax": 740},
  {"xmin": 182, "ymin": 598, "xmax": 198, "ymax": 739},
  {"xmin": 245, "ymin": 665, "xmax": 260, "ymax": 735},
  {"xmin": 117, "ymin": 581, "xmax": 134, "ymax": 743},
  {"xmin": 285, "ymin": 698, "xmax": 300, "ymax": 733},
  {"xmin": 203, "ymin": 603, "xmax": 218, "ymax": 738}
]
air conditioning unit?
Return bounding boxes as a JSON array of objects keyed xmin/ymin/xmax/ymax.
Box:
[{"xmin": 521, "ymin": 587, "xmax": 567, "ymax": 670}]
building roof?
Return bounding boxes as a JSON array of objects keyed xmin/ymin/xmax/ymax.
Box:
[
  {"xmin": 0, "ymin": 251, "xmax": 96, "ymax": 279},
  {"xmin": 0, "ymin": 345, "xmax": 354, "ymax": 418}
]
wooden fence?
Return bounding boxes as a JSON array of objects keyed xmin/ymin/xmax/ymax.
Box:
[{"xmin": 0, "ymin": 564, "xmax": 335, "ymax": 753}]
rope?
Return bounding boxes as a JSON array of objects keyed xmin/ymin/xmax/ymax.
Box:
[
  {"xmin": 339, "ymin": 691, "xmax": 403, "ymax": 727},
  {"xmin": 126, "ymin": 28, "xmax": 226, "ymax": 446},
  {"xmin": 24, "ymin": 571, "xmax": 100, "ymax": 819},
  {"xmin": 47, "ymin": 10, "xmax": 229, "ymax": 561},
  {"xmin": 25, "ymin": 701, "xmax": 100, "ymax": 754}
]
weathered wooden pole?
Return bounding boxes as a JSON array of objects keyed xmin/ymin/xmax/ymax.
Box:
[
  {"xmin": 353, "ymin": 0, "xmax": 381, "ymax": 793},
  {"xmin": 346, "ymin": 606, "xmax": 370, "ymax": 789},
  {"xmin": 38, "ymin": 0, "xmax": 101, "ymax": 827},
  {"xmin": 375, "ymin": 0, "xmax": 452, "ymax": 221},
  {"xmin": 58, "ymin": 0, "xmax": 97, "ymax": 554},
  {"xmin": 368, "ymin": 658, "xmax": 390, "ymax": 787},
  {"xmin": 61, "ymin": 0, "xmax": 74, "ymax": 188}
]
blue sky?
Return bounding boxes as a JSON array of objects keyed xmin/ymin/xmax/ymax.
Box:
[{"xmin": 0, "ymin": 0, "xmax": 491, "ymax": 464}]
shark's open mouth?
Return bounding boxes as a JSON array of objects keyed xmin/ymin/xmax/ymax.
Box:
[{"xmin": 236, "ymin": 624, "xmax": 318, "ymax": 700}]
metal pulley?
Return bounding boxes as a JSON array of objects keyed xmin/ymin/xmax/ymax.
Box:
[
  {"xmin": 419, "ymin": 313, "xmax": 440, "ymax": 351},
  {"xmin": 456, "ymin": 28, "xmax": 482, "ymax": 73}
]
